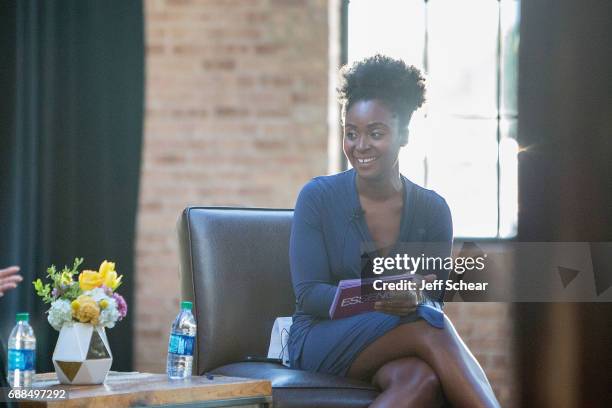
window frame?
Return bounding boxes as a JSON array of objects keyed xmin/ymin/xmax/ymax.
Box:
[{"xmin": 340, "ymin": 0, "xmax": 519, "ymax": 240}]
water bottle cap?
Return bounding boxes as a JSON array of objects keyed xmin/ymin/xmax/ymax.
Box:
[
  {"xmin": 181, "ymin": 301, "xmax": 193, "ymax": 310},
  {"xmin": 16, "ymin": 313, "xmax": 29, "ymax": 322}
]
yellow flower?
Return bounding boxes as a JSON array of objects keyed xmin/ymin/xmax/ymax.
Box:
[
  {"xmin": 76, "ymin": 295, "xmax": 95, "ymax": 305},
  {"xmin": 79, "ymin": 270, "xmax": 104, "ymax": 291},
  {"xmin": 78, "ymin": 260, "xmax": 122, "ymax": 291},
  {"xmin": 99, "ymin": 299, "xmax": 109, "ymax": 309},
  {"xmin": 98, "ymin": 260, "xmax": 122, "ymax": 290},
  {"xmin": 74, "ymin": 295, "xmax": 100, "ymax": 325},
  {"xmin": 71, "ymin": 300, "xmax": 80, "ymax": 312},
  {"xmin": 60, "ymin": 272, "xmax": 73, "ymax": 287},
  {"xmin": 98, "ymin": 260, "xmax": 115, "ymax": 277}
]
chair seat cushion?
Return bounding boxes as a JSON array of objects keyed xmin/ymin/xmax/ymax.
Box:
[{"xmin": 210, "ymin": 362, "xmax": 379, "ymax": 408}]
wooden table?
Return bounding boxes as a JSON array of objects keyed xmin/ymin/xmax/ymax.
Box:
[{"xmin": 14, "ymin": 371, "xmax": 272, "ymax": 408}]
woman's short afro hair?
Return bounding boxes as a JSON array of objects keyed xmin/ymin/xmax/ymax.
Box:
[{"xmin": 338, "ymin": 54, "xmax": 426, "ymax": 142}]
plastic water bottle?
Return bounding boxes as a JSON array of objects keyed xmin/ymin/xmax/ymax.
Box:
[
  {"xmin": 166, "ymin": 301, "xmax": 196, "ymax": 379},
  {"xmin": 7, "ymin": 313, "xmax": 36, "ymax": 388}
]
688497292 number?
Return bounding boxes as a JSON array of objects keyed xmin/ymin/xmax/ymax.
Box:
[{"xmin": 8, "ymin": 388, "xmax": 67, "ymax": 401}]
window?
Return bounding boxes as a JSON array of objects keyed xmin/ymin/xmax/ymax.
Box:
[{"xmin": 347, "ymin": 0, "xmax": 520, "ymax": 238}]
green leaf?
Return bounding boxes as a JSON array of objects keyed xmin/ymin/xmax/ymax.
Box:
[
  {"xmin": 47, "ymin": 264, "xmax": 56, "ymax": 276},
  {"xmin": 35, "ymin": 257, "xmax": 86, "ymax": 304},
  {"xmin": 33, "ymin": 279, "xmax": 53, "ymax": 303},
  {"xmin": 71, "ymin": 257, "xmax": 84, "ymax": 275},
  {"xmin": 64, "ymin": 282, "xmax": 82, "ymax": 300},
  {"xmin": 33, "ymin": 279, "xmax": 42, "ymax": 291}
]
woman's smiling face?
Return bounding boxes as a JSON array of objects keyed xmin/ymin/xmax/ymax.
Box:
[{"xmin": 343, "ymin": 99, "xmax": 402, "ymax": 181}]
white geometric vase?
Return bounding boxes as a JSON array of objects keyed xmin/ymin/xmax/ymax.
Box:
[{"xmin": 52, "ymin": 323, "xmax": 113, "ymax": 385}]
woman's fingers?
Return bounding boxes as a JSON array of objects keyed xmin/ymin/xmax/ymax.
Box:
[
  {"xmin": 2, "ymin": 274, "xmax": 23, "ymax": 285},
  {"xmin": 0, "ymin": 266, "xmax": 20, "ymax": 278},
  {"xmin": 374, "ymin": 304, "xmax": 417, "ymax": 316},
  {"xmin": 0, "ymin": 266, "xmax": 22, "ymax": 297},
  {"xmin": 0, "ymin": 282, "xmax": 18, "ymax": 296},
  {"xmin": 378, "ymin": 297, "xmax": 418, "ymax": 308},
  {"xmin": 375, "ymin": 305, "xmax": 416, "ymax": 314},
  {"xmin": 423, "ymin": 274, "xmax": 437, "ymax": 282},
  {"xmin": 374, "ymin": 298, "xmax": 418, "ymax": 316},
  {"xmin": 375, "ymin": 301, "xmax": 416, "ymax": 310}
]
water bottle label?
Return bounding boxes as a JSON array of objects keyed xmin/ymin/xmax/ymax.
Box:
[
  {"xmin": 8, "ymin": 349, "xmax": 35, "ymax": 371},
  {"xmin": 168, "ymin": 334, "xmax": 195, "ymax": 356}
]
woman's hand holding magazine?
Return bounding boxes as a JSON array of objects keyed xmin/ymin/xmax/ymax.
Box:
[{"xmin": 374, "ymin": 274, "xmax": 436, "ymax": 316}]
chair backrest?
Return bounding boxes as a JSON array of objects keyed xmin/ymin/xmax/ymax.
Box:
[{"xmin": 177, "ymin": 207, "xmax": 295, "ymax": 374}]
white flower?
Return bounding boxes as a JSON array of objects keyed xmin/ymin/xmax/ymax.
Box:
[
  {"xmin": 82, "ymin": 288, "xmax": 120, "ymax": 328},
  {"xmin": 98, "ymin": 298, "xmax": 119, "ymax": 329},
  {"xmin": 86, "ymin": 288, "xmax": 109, "ymax": 302},
  {"xmin": 47, "ymin": 299, "xmax": 73, "ymax": 331}
]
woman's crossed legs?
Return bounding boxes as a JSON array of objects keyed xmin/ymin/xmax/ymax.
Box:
[
  {"xmin": 347, "ymin": 315, "xmax": 500, "ymax": 408},
  {"xmin": 370, "ymin": 357, "xmax": 445, "ymax": 407}
]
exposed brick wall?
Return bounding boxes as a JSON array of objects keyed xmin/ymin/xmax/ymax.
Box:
[
  {"xmin": 136, "ymin": 0, "xmax": 330, "ymax": 373},
  {"xmin": 136, "ymin": 0, "xmax": 515, "ymax": 406}
]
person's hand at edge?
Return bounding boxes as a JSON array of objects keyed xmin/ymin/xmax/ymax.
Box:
[{"xmin": 0, "ymin": 266, "xmax": 22, "ymax": 297}]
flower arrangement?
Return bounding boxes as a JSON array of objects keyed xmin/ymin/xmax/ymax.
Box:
[{"xmin": 33, "ymin": 258, "xmax": 128, "ymax": 331}]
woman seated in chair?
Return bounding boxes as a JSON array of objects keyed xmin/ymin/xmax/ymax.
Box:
[{"xmin": 288, "ymin": 55, "xmax": 500, "ymax": 407}]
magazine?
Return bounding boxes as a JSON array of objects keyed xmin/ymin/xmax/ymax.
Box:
[{"xmin": 328, "ymin": 274, "xmax": 417, "ymax": 319}]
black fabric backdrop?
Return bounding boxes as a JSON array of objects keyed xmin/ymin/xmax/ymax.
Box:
[{"xmin": 0, "ymin": 0, "xmax": 144, "ymax": 373}]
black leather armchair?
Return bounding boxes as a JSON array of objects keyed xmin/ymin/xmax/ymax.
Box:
[{"xmin": 178, "ymin": 207, "xmax": 379, "ymax": 407}]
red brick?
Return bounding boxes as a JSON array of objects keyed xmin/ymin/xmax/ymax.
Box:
[{"xmin": 202, "ymin": 59, "xmax": 236, "ymax": 71}]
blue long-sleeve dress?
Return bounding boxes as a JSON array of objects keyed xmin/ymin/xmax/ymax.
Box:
[{"xmin": 288, "ymin": 169, "xmax": 453, "ymax": 376}]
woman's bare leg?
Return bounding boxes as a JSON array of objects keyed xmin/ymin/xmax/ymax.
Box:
[
  {"xmin": 370, "ymin": 357, "xmax": 445, "ymax": 408},
  {"xmin": 347, "ymin": 315, "xmax": 500, "ymax": 408}
]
